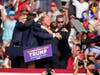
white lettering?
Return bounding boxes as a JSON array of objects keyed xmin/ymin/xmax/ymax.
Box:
[{"xmin": 29, "ymin": 49, "xmax": 47, "ymax": 57}]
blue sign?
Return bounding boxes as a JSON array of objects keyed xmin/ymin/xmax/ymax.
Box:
[
  {"xmin": 23, "ymin": 44, "xmax": 52, "ymax": 62},
  {"xmin": 88, "ymin": 46, "xmax": 100, "ymax": 54}
]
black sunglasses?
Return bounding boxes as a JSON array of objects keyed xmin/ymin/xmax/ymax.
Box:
[
  {"xmin": 57, "ymin": 21, "xmax": 64, "ymax": 23},
  {"xmin": 88, "ymin": 55, "xmax": 94, "ymax": 57}
]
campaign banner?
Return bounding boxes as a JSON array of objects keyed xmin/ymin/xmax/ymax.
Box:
[
  {"xmin": 88, "ymin": 46, "xmax": 100, "ymax": 54},
  {"xmin": 23, "ymin": 44, "xmax": 52, "ymax": 62}
]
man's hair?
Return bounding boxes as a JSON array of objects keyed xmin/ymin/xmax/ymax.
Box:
[
  {"xmin": 56, "ymin": 15, "xmax": 64, "ymax": 19},
  {"xmin": 18, "ymin": 13, "xmax": 27, "ymax": 20},
  {"xmin": 39, "ymin": 15, "xmax": 49, "ymax": 22},
  {"xmin": 75, "ymin": 44, "xmax": 82, "ymax": 50}
]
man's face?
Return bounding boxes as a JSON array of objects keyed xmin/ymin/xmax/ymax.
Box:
[
  {"xmin": 9, "ymin": 15, "xmax": 15, "ymax": 20},
  {"xmin": 42, "ymin": 15, "xmax": 51, "ymax": 27},
  {"xmin": 72, "ymin": 45, "xmax": 81, "ymax": 57},
  {"xmin": 56, "ymin": 17, "xmax": 64, "ymax": 28},
  {"xmin": 19, "ymin": 15, "xmax": 27, "ymax": 23},
  {"xmin": 51, "ymin": 6, "xmax": 56, "ymax": 12}
]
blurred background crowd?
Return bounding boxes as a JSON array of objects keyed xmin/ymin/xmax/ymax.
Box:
[{"xmin": 0, "ymin": 0, "xmax": 100, "ymax": 74}]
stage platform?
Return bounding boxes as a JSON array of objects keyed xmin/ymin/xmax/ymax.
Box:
[{"xmin": 0, "ymin": 68, "xmax": 88, "ymax": 75}]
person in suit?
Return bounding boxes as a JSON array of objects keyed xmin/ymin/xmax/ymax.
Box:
[
  {"xmin": 9, "ymin": 12, "xmax": 46, "ymax": 68},
  {"xmin": 55, "ymin": 15, "xmax": 71, "ymax": 68},
  {"xmin": 9, "ymin": 13, "xmax": 36, "ymax": 68},
  {"xmin": 11, "ymin": 13, "xmax": 32, "ymax": 47},
  {"xmin": 31, "ymin": 14, "xmax": 62, "ymax": 68}
]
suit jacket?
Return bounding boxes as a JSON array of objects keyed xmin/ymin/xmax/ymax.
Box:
[
  {"xmin": 10, "ymin": 19, "xmax": 36, "ymax": 47},
  {"xmin": 81, "ymin": 36, "xmax": 100, "ymax": 45},
  {"xmin": 32, "ymin": 24, "xmax": 59, "ymax": 68},
  {"xmin": 32, "ymin": 24, "xmax": 56, "ymax": 44},
  {"xmin": 57, "ymin": 25, "xmax": 71, "ymax": 60},
  {"xmin": 26, "ymin": 22, "xmax": 45, "ymax": 49}
]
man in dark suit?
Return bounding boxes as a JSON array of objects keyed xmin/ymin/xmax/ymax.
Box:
[
  {"xmin": 8, "ymin": 13, "xmax": 45, "ymax": 68},
  {"xmin": 9, "ymin": 13, "xmax": 39, "ymax": 68},
  {"xmin": 11, "ymin": 13, "xmax": 45, "ymax": 48},
  {"xmin": 55, "ymin": 15, "xmax": 71, "ymax": 68},
  {"xmin": 31, "ymin": 14, "xmax": 62, "ymax": 68}
]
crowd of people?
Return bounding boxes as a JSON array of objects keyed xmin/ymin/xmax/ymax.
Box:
[{"xmin": 0, "ymin": 0, "xmax": 100, "ymax": 74}]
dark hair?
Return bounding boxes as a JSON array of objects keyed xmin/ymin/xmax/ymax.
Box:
[
  {"xmin": 27, "ymin": 13, "xmax": 36, "ymax": 21},
  {"xmin": 56, "ymin": 15, "xmax": 64, "ymax": 19},
  {"xmin": 50, "ymin": 21, "xmax": 57, "ymax": 31},
  {"xmin": 75, "ymin": 44, "xmax": 82, "ymax": 50},
  {"xmin": 39, "ymin": 15, "xmax": 48, "ymax": 22}
]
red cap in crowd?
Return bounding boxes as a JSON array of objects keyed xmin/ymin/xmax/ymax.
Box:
[
  {"xmin": 88, "ymin": 33, "xmax": 96, "ymax": 39},
  {"xmin": 79, "ymin": 53, "xmax": 85, "ymax": 59},
  {"xmin": 50, "ymin": 2, "xmax": 56, "ymax": 7}
]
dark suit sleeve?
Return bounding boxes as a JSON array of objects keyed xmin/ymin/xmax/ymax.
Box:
[
  {"xmin": 60, "ymin": 32, "xmax": 69, "ymax": 40},
  {"xmin": 24, "ymin": 19, "xmax": 35, "ymax": 27},
  {"xmin": 15, "ymin": 19, "xmax": 36, "ymax": 31},
  {"xmin": 31, "ymin": 22, "xmax": 54, "ymax": 39},
  {"xmin": 58, "ymin": 27, "xmax": 70, "ymax": 40},
  {"xmin": 81, "ymin": 36, "xmax": 100, "ymax": 44},
  {"xmin": 32, "ymin": 30, "xmax": 53, "ymax": 39}
]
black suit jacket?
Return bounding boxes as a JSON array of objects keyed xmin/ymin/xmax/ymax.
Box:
[
  {"xmin": 10, "ymin": 19, "xmax": 37, "ymax": 47},
  {"xmin": 57, "ymin": 25, "xmax": 71, "ymax": 60},
  {"xmin": 81, "ymin": 36, "xmax": 100, "ymax": 45},
  {"xmin": 31, "ymin": 24, "xmax": 59, "ymax": 68}
]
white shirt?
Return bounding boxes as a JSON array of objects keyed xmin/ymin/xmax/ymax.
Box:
[
  {"xmin": 73, "ymin": 0, "xmax": 89, "ymax": 19},
  {"xmin": 34, "ymin": 0, "xmax": 40, "ymax": 10},
  {"xmin": 68, "ymin": 28, "xmax": 77, "ymax": 49},
  {"xmin": 48, "ymin": 10, "xmax": 61, "ymax": 22}
]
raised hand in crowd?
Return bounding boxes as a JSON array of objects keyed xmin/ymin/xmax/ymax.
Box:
[
  {"xmin": 1, "ymin": 4, "xmax": 7, "ymax": 22},
  {"xmin": 83, "ymin": 60, "xmax": 92, "ymax": 75},
  {"xmin": 73, "ymin": 60, "xmax": 79, "ymax": 75},
  {"xmin": 30, "ymin": 0, "xmax": 34, "ymax": 12},
  {"xmin": 73, "ymin": 59, "xmax": 91, "ymax": 75},
  {"xmin": 64, "ymin": 5, "xmax": 69, "ymax": 24}
]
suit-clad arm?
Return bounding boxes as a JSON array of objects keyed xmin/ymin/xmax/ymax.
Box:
[
  {"xmin": 58, "ymin": 27, "xmax": 70, "ymax": 40},
  {"xmin": 15, "ymin": 12, "xmax": 45, "ymax": 30},
  {"xmin": 24, "ymin": 18, "xmax": 35, "ymax": 27},
  {"xmin": 32, "ymin": 29, "xmax": 53, "ymax": 39},
  {"xmin": 81, "ymin": 36, "xmax": 100, "ymax": 44},
  {"xmin": 15, "ymin": 19, "xmax": 40, "ymax": 31},
  {"xmin": 60, "ymin": 32, "xmax": 69, "ymax": 40},
  {"xmin": 15, "ymin": 21, "xmax": 31, "ymax": 31}
]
